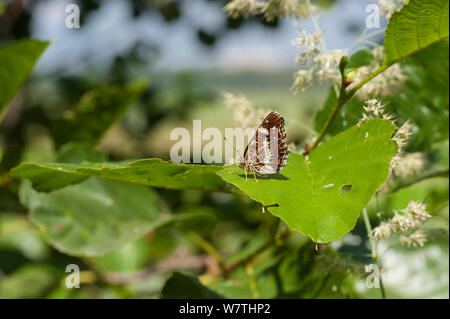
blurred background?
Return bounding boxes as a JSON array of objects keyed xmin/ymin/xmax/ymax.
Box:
[{"xmin": 0, "ymin": 0, "xmax": 448, "ymax": 299}]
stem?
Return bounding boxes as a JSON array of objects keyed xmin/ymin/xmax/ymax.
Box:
[
  {"xmin": 390, "ymin": 169, "xmax": 449, "ymax": 193},
  {"xmin": 362, "ymin": 209, "xmax": 377, "ymax": 261},
  {"xmin": 347, "ymin": 64, "xmax": 389, "ymax": 97},
  {"xmin": 362, "ymin": 209, "xmax": 386, "ymax": 299},
  {"xmin": 228, "ymin": 218, "xmax": 288, "ymax": 273},
  {"xmin": 245, "ymin": 262, "xmax": 260, "ymax": 298},
  {"xmin": 183, "ymin": 231, "xmax": 229, "ymax": 277},
  {"xmin": 311, "ymin": 64, "xmax": 389, "ymax": 150},
  {"xmin": 305, "ymin": 0, "xmax": 327, "ymax": 52}
]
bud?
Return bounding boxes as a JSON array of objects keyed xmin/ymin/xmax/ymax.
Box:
[
  {"xmin": 344, "ymin": 68, "xmax": 358, "ymax": 80},
  {"xmin": 339, "ymin": 56, "xmax": 349, "ymax": 74}
]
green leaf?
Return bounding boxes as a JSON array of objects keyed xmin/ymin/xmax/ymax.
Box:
[
  {"xmin": 19, "ymin": 177, "xmax": 170, "ymax": 256},
  {"xmin": 384, "ymin": 0, "xmax": 449, "ymax": 66},
  {"xmin": 218, "ymin": 119, "xmax": 397, "ymax": 243},
  {"xmin": 0, "ymin": 264, "xmax": 61, "ymax": 299},
  {"xmin": 347, "ymin": 49, "xmax": 374, "ymax": 69},
  {"xmin": 390, "ymin": 40, "xmax": 449, "ymax": 149},
  {"xmin": 11, "ymin": 159, "xmax": 227, "ymax": 193},
  {"xmin": 51, "ymin": 80, "xmax": 147, "ymax": 147},
  {"xmin": 161, "ymin": 272, "xmax": 223, "ymax": 299},
  {"xmin": 0, "ymin": 39, "xmax": 49, "ymax": 120},
  {"xmin": 0, "ymin": 2, "xmax": 5, "ymax": 15}
]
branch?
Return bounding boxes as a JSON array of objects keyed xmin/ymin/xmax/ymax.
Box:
[
  {"xmin": 311, "ymin": 63, "xmax": 389, "ymax": 150},
  {"xmin": 228, "ymin": 218, "xmax": 289, "ymax": 273},
  {"xmin": 182, "ymin": 231, "xmax": 229, "ymax": 278},
  {"xmin": 389, "ymin": 169, "xmax": 449, "ymax": 193}
]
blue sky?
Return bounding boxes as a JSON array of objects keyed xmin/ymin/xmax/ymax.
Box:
[{"xmin": 30, "ymin": 0, "xmax": 388, "ymax": 73}]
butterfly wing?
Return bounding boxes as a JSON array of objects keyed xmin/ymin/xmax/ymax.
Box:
[{"xmin": 243, "ymin": 111, "xmax": 289, "ymax": 174}]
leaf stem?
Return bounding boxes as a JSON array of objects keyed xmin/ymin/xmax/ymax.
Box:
[
  {"xmin": 183, "ymin": 231, "xmax": 229, "ymax": 277},
  {"xmin": 362, "ymin": 208, "xmax": 386, "ymax": 299},
  {"xmin": 362, "ymin": 209, "xmax": 378, "ymax": 261},
  {"xmin": 245, "ymin": 262, "xmax": 260, "ymax": 298},
  {"xmin": 228, "ymin": 218, "xmax": 288, "ymax": 273},
  {"xmin": 305, "ymin": 0, "xmax": 327, "ymax": 52}
]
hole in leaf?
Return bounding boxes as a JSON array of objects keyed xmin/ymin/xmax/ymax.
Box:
[{"xmin": 340, "ymin": 184, "xmax": 352, "ymax": 193}]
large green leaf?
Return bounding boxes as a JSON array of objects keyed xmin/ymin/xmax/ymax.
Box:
[
  {"xmin": 0, "ymin": 39, "xmax": 49, "ymax": 120},
  {"xmin": 51, "ymin": 80, "xmax": 147, "ymax": 147},
  {"xmin": 11, "ymin": 159, "xmax": 227, "ymax": 193},
  {"xmin": 19, "ymin": 177, "xmax": 170, "ymax": 256},
  {"xmin": 218, "ymin": 119, "xmax": 397, "ymax": 243},
  {"xmin": 384, "ymin": 0, "xmax": 449, "ymax": 66}
]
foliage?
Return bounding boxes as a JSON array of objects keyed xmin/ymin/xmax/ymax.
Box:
[
  {"xmin": 0, "ymin": 40, "xmax": 49, "ymax": 120},
  {"xmin": 383, "ymin": 0, "xmax": 449, "ymax": 66},
  {"xmin": 51, "ymin": 80, "xmax": 148, "ymax": 148},
  {"xmin": 0, "ymin": 0, "xmax": 448, "ymax": 299}
]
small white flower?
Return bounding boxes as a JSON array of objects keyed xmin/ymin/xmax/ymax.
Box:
[
  {"xmin": 223, "ymin": 92, "xmax": 269, "ymax": 129},
  {"xmin": 392, "ymin": 152, "xmax": 426, "ymax": 177},
  {"xmin": 372, "ymin": 221, "xmax": 392, "ymax": 241},
  {"xmin": 224, "ymin": 0, "xmax": 313, "ymax": 20},
  {"xmin": 350, "ymin": 46, "xmax": 407, "ymax": 99},
  {"xmin": 378, "ymin": 0, "xmax": 407, "ymax": 19},
  {"xmin": 358, "ymin": 99, "xmax": 395, "ymax": 126},
  {"xmin": 372, "ymin": 201, "xmax": 431, "ymax": 241},
  {"xmin": 399, "ymin": 229, "xmax": 428, "ymax": 247},
  {"xmin": 406, "ymin": 200, "xmax": 432, "ymax": 221},
  {"xmin": 292, "ymin": 30, "xmax": 347, "ymax": 93}
]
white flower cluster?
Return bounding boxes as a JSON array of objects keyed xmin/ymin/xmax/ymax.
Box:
[
  {"xmin": 399, "ymin": 229, "xmax": 428, "ymax": 247},
  {"xmin": 224, "ymin": 0, "xmax": 313, "ymax": 21},
  {"xmin": 389, "ymin": 120, "xmax": 419, "ymax": 175},
  {"xmin": 372, "ymin": 200, "xmax": 431, "ymax": 241},
  {"xmin": 392, "ymin": 152, "xmax": 426, "ymax": 177},
  {"xmin": 392, "ymin": 120, "xmax": 414, "ymax": 151},
  {"xmin": 351, "ymin": 47, "xmax": 406, "ymax": 99},
  {"xmin": 223, "ymin": 92, "xmax": 269, "ymax": 129},
  {"xmin": 378, "ymin": 0, "xmax": 407, "ymax": 19},
  {"xmin": 292, "ymin": 31, "xmax": 347, "ymax": 93},
  {"xmin": 359, "ymin": 99, "xmax": 395, "ymax": 124}
]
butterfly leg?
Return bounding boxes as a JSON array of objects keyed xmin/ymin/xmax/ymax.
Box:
[
  {"xmin": 244, "ymin": 168, "xmax": 248, "ymax": 183},
  {"xmin": 253, "ymin": 171, "xmax": 259, "ymax": 183}
]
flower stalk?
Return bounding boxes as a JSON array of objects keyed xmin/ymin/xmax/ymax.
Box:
[{"xmin": 311, "ymin": 63, "xmax": 389, "ymax": 150}]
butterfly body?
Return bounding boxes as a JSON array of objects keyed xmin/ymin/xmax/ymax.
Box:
[{"xmin": 240, "ymin": 111, "xmax": 289, "ymax": 182}]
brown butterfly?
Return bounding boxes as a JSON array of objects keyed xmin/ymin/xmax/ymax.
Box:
[{"xmin": 240, "ymin": 111, "xmax": 289, "ymax": 182}]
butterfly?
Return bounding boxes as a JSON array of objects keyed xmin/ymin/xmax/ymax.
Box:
[{"xmin": 240, "ymin": 111, "xmax": 289, "ymax": 182}]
